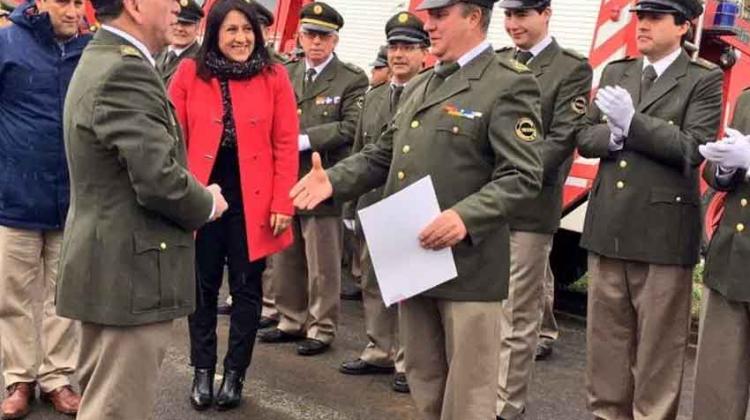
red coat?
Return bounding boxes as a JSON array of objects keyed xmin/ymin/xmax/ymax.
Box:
[{"xmin": 169, "ymin": 59, "xmax": 299, "ymax": 261}]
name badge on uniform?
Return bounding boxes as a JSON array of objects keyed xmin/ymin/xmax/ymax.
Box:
[{"xmin": 444, "ymin": 104, "xmax": 482, "ymax": 120}]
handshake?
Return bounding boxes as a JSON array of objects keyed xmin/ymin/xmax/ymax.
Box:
[{"xmin": 699, "ymin": 128, "xmax": 750, "ymax": 172}]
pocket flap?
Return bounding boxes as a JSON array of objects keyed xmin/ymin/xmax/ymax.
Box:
[
  {"xmin": 649, "ymin": 189, "xmax": 697, "ymax": 205},
  {"xmin": 133, "ymin": 230, "xmax": 192, "ymax": 254}
]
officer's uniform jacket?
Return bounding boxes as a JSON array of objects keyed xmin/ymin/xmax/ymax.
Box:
[
  {"xmin": 287, "ymin": 55, "xmax": 368, "ymax": 216},
  {"xmin": 497, "ymin": 39, "xmax": 593, "ymax": 233},
  {"xmin": 576, "ymin": 50, "xmax": 723, "ymax": 266},
  {"xmin": 155, "ymin": 41, "xmax": 200, "ymax": 86},
  {"xmin": 328, "ymin": 47, "xmax": 543, "ymax": 301},
  {"xmin": 703, "ymin": 89, "xmax": 750, "ymax": 301},
  {"xmin": 344, "ymin": 82, "xmax": 395, "ymax": 224},
  {"xmin": 57, "ymin": 29, "xmax": 213, "ymax": 326}
]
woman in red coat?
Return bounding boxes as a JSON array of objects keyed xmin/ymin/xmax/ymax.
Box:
[{"xmin": 169, "ymin": 0, "xmax": 298, "ymax": 411}]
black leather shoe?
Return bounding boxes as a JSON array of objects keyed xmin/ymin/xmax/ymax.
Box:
[
  {"xmin": 217, "ymin": 303, "xmax": 232, "ymax": 316},
  {"xmin": 215, "ymin": 370, "xmax": 244, "ymax": 411},
  {"xmin": 297, "ymin": 338, "xmax": 330, "ymax": 356},
  {"xmin": 257, "ymin": 328, "xmax": 303, "ymax": 343},
  {"xmin": 189, "ymin": 368, "xmax": 214, "ymax": 411},
  {"xmin": 339, "ymin": 359, "xmax": 395, "ymax": 375},
  {"xmin": 340, "ymin": 283, "xmax": 362, "ymax": 301},
  {"xmin": 392, "ymin": 373, "xmax": 410, "ymax": 393},
  {"xmin": 258, "ymin": 316, "xmax": 278, "ymax": 330},
  {"xmin": 535, "ymin": 343, "xmax": 553, "ymax": 361}
]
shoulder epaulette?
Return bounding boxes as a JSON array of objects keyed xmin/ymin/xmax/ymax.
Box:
[
  {"xmin": 495, "ymin": 46, "xmax": 513, "ymax": 54},
  {"xmin": 609, "ymin": 56, "xmax": 637, "ymax": 65},
  {"xmin": 496, "ymin": 55, "xmax": 531, "ymax": 74},
  {"xmin": 561, "ymin": 47, "xmax": 587, "ymax": 61},
  {"xmin": 692, "ymin": 57, "xmax": 718, "ymax": 70},
  {"xmin": 368, "ymin": 81, "xmax": 387, "ymax": 92},
  {"xmin": 342, "ymin": 61, "xmax": 365, "ymax": 74},
  {"xmin": 120, "ymin": 45, "xmax": 142, "ymax": 59}
]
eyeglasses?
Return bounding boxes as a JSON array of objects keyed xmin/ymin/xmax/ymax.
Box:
[
  {"xmin": 300, "ymin": 30, "xmax": 335, "ymax": 41},
  {"xmin": 387, "ymin": 44, "xmax": 424, "ymax": 52}
]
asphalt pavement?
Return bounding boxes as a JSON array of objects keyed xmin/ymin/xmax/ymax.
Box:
[{"xmin": 0, "ymin": 300, "xmax": 713, "ymax": 420}]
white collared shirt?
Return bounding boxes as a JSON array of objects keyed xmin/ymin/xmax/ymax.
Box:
[
  {"xmin": 101, "ymin": 25, "xmax": 156, "ymax": 67},
  {"xmin": 456, "ymin": 40, "xmax": 493, "ymax": 68},
  {"xmin": 516, "ymin": 35, "xmax": 553, "ymax": 63},
  {"xmin": 643, "ymin": 46, "xmax": 683, "ymax": 78},
  {"xmin": 168, "ymin": 41, "xmax": 197, "ymax": 58},
  {"xmin": 305, "ymin": 54, "xmax": 335, "ymax": 82}
]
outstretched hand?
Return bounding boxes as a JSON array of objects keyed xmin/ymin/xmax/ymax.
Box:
[{"xmin": 290, "ymin": 152, "xmax": 333, "ymax": 210}]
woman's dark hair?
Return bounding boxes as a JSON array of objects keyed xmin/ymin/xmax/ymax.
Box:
[{"xmin": 196, "ymin": 0, "xmax": 271, "ymax": 80}]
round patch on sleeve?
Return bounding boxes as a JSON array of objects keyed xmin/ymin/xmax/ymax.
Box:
[
  {"xmin": 571, "ymin": 96, "xmax": 588, "ymax": 115},
  {"xmin": 515, "ymin": 117, "xmax": 538, "ymax": 142}
]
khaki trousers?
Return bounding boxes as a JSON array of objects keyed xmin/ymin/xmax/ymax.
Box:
[
  {"xmin": 586, "ymin": 253, "xmax": 692, "ymax": 420},
  {"xmin": 693, "ymin": 286, "xmax": 750, "ymax": 420},
  {"xmin": 261, "ymin": 258, "xmax": 278, "ymax": 320},
  {"xmin": 0, "ymin": 226, "xmax": 78, "ymax": 391},
  {"xmin": 274, "ymin": 215, "xmax": 343, "ymax": 344},
  {"xmin": 497, "ymin": 231, "xmax": 551, "ymax": 418},
  {"xmin": 349, "ymin": 230, "xmax": 364, "ymax": 284},
  {"xmin": 76, "ymin": 321, "xmax": 172, "ymax": 420},
  {"xmin": 359, "ymin": 239, "xmax": 405, "ymax": 372},
  {"xmin": 538, "ymin": 242, "xmax": 558, "ymax": 345},
  {"xmin": 401, "ymin": 296, "xmax": 503, "ymax": 420}
]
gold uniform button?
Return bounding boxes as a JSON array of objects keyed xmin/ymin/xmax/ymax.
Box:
[
  {"xmin": 297, "ymin": 109, "xmax": 302, "ymax": 115},
  {"xmin": 323, "ymin": 111, "xmax": 329, "ymax": 116},
  {"xmin": 619, "ymin": 160, "xmax": 628, "ymax": 169},
  {"xmin": 616, "ymin": 181, "xmax": 625, "ymax": 190},
  {"xmin": 397, "ymin": 171, "xmax": 405, "ymax": 180},
  {"xmin": 668, "ymin": 120, "xmax": 674, "ymax": 125},
  {"xmin": 410, "ymin": 120, "xmax": 420, "ymax": 129},
  {"xmin": 402, "ymin": 145, "xmax": 411, "ymax": 154},
  {"xmin": 160, "ymin": 242, "xmax": 167, "ymax": 250},
  {"xmin": 737, "ymin": 223, "xmax": 745, "ymax": 233},
  {"xmin": 742, "ymin": 198, "xmax": 748, "ymax": 207},
  {"xmin": 452, "ymin": 126, "xmax": 459, "ymax": 134},
  {"xmin": 675, "ymin": 196, "xmax": 682, "ymax": 203}
]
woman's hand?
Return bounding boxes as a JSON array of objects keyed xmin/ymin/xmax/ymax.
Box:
[{"xmin": 270, "ymin": 213, "xmax": 293, "ymax": 237}]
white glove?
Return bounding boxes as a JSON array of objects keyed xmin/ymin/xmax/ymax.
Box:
[
  {"xmin": 723, "ymin": 127, "xmax": 750, "ymax": 144},
  {"xmin": 699, "ymin": 140, "xmax": 750, "ymax": 171},
  {"xmin": 343, "ymin": 219, "xmax": 356, "ymax": 231},
  {"xmin": 298, "ymin": 134, "xmax": 312, "ymax": 152},
  {"xmin": 608, "ymin": 120, "xmax": 625, "ymax": 151},
  {"xmin": 595, "ymin": 86, "xmax": 635, "ymax": 136}
]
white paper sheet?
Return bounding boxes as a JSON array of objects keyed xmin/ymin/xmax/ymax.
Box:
[{"xmin": 358, "ymin": 176, "xmax": 458, "ymax": 306}]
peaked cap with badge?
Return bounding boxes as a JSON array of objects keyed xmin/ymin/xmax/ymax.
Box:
[
  {"xmin": 498, "ymin": 0, "xmax": 550, "ymax": 9},
  {"xmin": 630, "ymin": 0, "xmax": 703, "ymax": 19},
  {"xmin": 177, "ymin": 0, "xmax": 204, "ymax": 24},
  {"xmin": 416, "ymin": 0, "xmax": 498, "ymax": 10},
  {"xmin": 300, "ymin": 2, "xmax": 343, "ymax": 33},
  {"xmin": 385, "ymin": 11, "xmax": 429, "ymax": 46}
]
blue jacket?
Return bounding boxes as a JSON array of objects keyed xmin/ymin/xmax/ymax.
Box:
[{"xmin": 0, "ymin": 3, "xmax": 91, "ymax": 230}]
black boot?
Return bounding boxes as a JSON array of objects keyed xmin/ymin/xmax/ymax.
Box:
[
  {"xmin": 190, "ymin": 368, "xmax": 214, "ymax": 411},
  {"xmin": 215, "ymin": 370, "xmax": 244, "ymax": 411}
]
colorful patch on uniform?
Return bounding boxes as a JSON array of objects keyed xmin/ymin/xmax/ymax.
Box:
[
  {"xmin": 443, "ymin": 104, "xmax": 482, "ymax": 120},
  {"xmin": 571, "ymin": 96, "xmax": 588, "ymax": 115},
  {"xmin": 515, "ymin": 117, "xmax": 538, "ymax": 142},
  {"xmin": 315, "ymin": 96, "xmax": 341, "ymax": 105}
]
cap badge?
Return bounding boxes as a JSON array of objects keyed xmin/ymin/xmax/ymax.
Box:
[
  {"xmin": 398, "ymin": 13, "xmax": 409, "ymax": 23},
  {"xmin": 313, "ymin": 4, "xmax": 323, "ymax": 15}
]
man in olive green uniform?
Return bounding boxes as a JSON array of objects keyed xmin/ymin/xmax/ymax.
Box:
[
  {"xmin": 291, "ymin": 1, "xmax": 543, "ymax": 418},
  {"xmin": 338, "ymin": 11, "xmax": 429, "ymax": 395},
  {"xmin": 155, "ymin": 0, "xmax": 203, "ymax": 86},
  {"xmin": 692, "ymin": 90, "xmax": 750, "ymax": 420},
  {"xmin": 495, "ymin": 1, "xmax": 592, "ymax": 418},
  {"xmin": 57, "ymin": 0, "xmax": 228, "ymax": 417},
  {"xmin": 258, "ymin": 2, "xmax": 368, "ymax": 356},
  {"xmin": 575, "ymin": 1, "xmax": 722, "ymax": 418}
]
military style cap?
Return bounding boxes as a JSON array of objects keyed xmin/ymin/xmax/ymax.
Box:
[
  {"xmin": 177, "ymin": 0, "xmax": 204, "ymax": 24},
  {"xmin": 300, "ymin": 2, "xmax": 344, "ymax": 33},
  {"xmin": 247, "ymin": 0, "xmax": 274, "ymax": 27},
  {"xmin": 498, "ymin": 0, "xmax": 550, "ymax": 9},
  {"xmin": 370, "ymin": 45, "xmax": 389, "ymax": 68},
  {"xmin": 416, "ymin": 0, "xmax": 499, "ymax": 11},
  {"xmin": 630, "ymin": 0, "xmax": 703, "ymax": 20},
  {"xmin": 385, "ymin": 11, "xmax": 429, "ymax": 46}
]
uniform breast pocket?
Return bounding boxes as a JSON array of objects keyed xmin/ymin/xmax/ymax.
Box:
[
  {"xmin": 435, "ymin": 118, "xmax": 480, "ymax": 141},
  {"xmin": 130, "ymin": 230, "xmax": 194, "ymax": 313},
  {"xmin": 647, "ymin": 188, "xmax": 699, "ymax": 250}
]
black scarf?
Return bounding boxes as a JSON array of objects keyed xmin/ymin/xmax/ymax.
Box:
[{"xmin": 205, "ymin": 49, "xmax": 267, "ymax": 80}]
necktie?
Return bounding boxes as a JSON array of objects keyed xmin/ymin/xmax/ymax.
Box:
[
  {"xmin": 640, "ymin": 64, "xmax": 657, "ymax": 104},
  {"xmin": 390, "ymin": 85, "xmax": 404, "ymax": 112},
  {"xmin": 304, "ymin": 68, "xmax": 317, "ymax": 92},
  {"xmin": 164, "ymin": 50, "xmax": 178, "ymax": 67},
  {"xmin": 427, "ymin": 61, "xmax": 460, "ymax": 96},
  {"xmin": 514, "ymin": 50, "xmax": 533, "ymax": 65}
]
